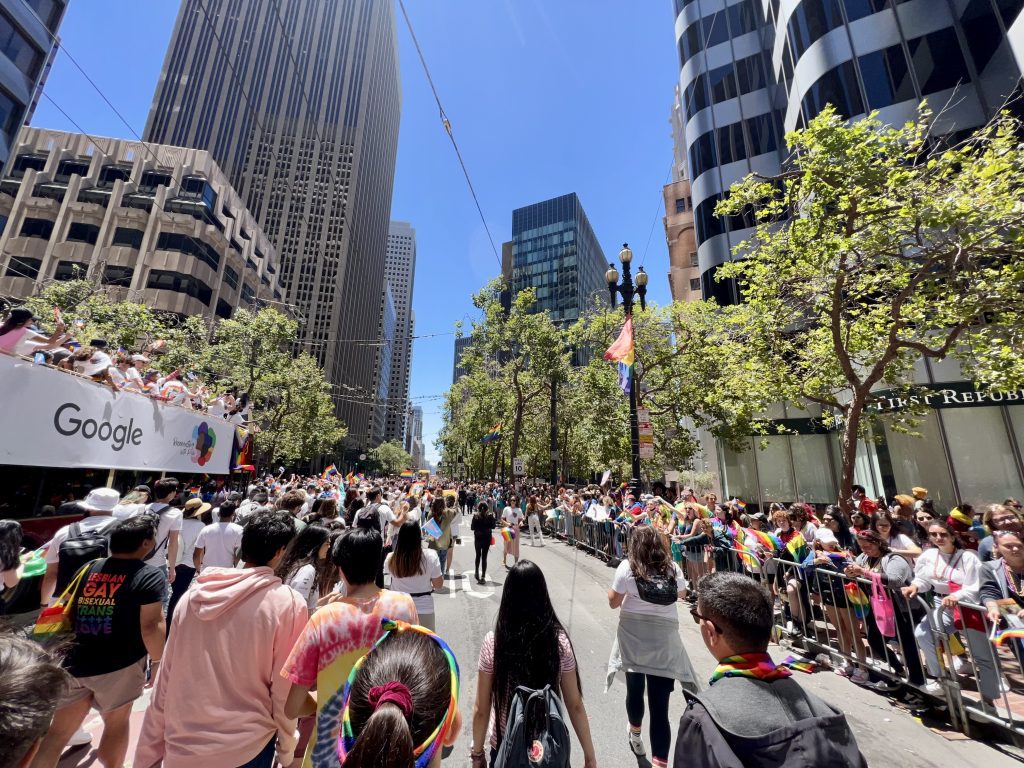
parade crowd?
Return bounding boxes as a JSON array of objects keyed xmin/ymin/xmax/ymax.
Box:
[{"xmin": 5, "ymin": 470, "xmax": 1022, "ymax": 768}]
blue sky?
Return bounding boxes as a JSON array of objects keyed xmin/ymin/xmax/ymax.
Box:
[{"xmin": 31, "ymin": 0, "xmax": 679, "ymax": 463}]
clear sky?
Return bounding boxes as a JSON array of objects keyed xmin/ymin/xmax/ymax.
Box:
[{"xmin": 31, "ymin": 0, "xmax": 679, "ymax": 464}]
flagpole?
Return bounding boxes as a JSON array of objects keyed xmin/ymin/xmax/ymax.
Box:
[{"xmin": 605, "ymin": 244, "xmax": 648, "ymax": 496}]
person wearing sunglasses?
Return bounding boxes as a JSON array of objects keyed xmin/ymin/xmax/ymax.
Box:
[
  {"xmin": 901, "ymin": 520, "xmax": 982, "ymax": 694},
  {"xmin": 313, "ymin": 619, "xmax": 462, "ymax": 768},
  {"xmin": 675, "ymin": 572, "xmax": 866, "ymax": 767},
  {"xmin": 978, "ymin": 504, "xmax": 1024, "ymax": 562}
]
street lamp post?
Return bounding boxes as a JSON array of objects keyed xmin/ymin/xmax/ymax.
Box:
[{"xmin": 606, "ymin": 243, "xmax": 648, "ymax": 494}]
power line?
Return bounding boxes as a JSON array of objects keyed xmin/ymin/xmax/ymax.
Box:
[{"xmin": 396, "ymin": 0, "xmax": 501, "ymax": 271}]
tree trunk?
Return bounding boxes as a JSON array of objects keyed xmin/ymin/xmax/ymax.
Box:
[{"xmin": 837, "ymin": 393, "xmax": 865, "ymax": 517}]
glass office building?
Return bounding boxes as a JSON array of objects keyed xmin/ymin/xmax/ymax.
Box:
[
  {"xmin": 674, "ymin": 0, "xmax": 1024, "ymax": 508},
  {"xmin": 511, "ymin": 193, "xmax": 608, "ymax": 326}
]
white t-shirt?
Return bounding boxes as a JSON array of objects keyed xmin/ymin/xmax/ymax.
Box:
[
  {"xmin": 114, "ymin": 502, "xmax": 183, "ymax": 569},
  {"xmin": 384, "ymin": 548, "xmax": 442, "ymax": 616},
  {"xmin": 177, "ymin": 518, "xmax": 205, "ymax": 566},
  {"xmin": 195, "ymin": 522, "xmax": 243, "ymax": 569},
  {"xmin": 612, "ymin": 559, "xmax": 685, "ymax": 620},
  {"xmin": 44, "ymin": 516, "xmax": 118, "ymax": 565},
  {"xmin": 287, "ymin": 563, "xmax": 319, "ymax": 612},
  {"xmin": 502, "ymin": 507, "xmax": 524, "ymax": 527}
]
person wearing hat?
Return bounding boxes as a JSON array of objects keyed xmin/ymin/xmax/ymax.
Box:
[
  {"xmin": 0, "ymin": 306, "xmax": 67, "ymax": 356},
  {"xmin": 123, "ymin": 354, "xmax": 149, "ymax": 392},
  {"xmin": 73, "ymin": 339, "xmax": 113, "ymax": 380},
  {"xmin": 167, "ymin": 497, "xmax": 211, "ymax": 628},
  {"xmin": 39, "ymin": 488, "xmax": 122, "ymax": 605}
]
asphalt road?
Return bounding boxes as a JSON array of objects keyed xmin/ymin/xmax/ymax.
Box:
[{"xmin": 434, "ymin": 535, "xmax": 1024, "ymax": 768}]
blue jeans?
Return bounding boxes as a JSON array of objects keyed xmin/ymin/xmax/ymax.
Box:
[
  {"xmin": 237, "ymin": 737, "xmax": 275, "ymax": 768},
  {"xmin": 435, "ymin": 548, "xmax": 449, "ymax": 572}
]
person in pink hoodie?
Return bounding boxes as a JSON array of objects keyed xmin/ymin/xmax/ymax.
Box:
[{"xmin": 134, "ymin": 510, "xmax": 308, "ymax": 768}]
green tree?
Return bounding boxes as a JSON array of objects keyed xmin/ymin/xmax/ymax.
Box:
[
  {"xmin": 369, "ymin": 440, "xmax": 414, "ymax": 475},
  {"xmin": 716, "ymin": 105, "xmax": 1024, "ymax": 512}
]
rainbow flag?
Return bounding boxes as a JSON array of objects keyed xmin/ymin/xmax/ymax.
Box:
[
  {"xmin": 321, "ymin": 464, "xmax": 338, "ymax": 480},
  {"xmin": 785, "ymin": 532, "xmax": 809, "ymax": 563},
  {"xmin": 500, "ymin": 528, "xmax": 516, "ymax": 542},
  {"xmin": 844, "ymin": 582, "xmax": 871, "ymax": 619},
  {"xmin": 733, "ymin": 499, "xmax": 747, "ymax": 510},
  {"xmin": 481, "ymin": 423, "xmax": 503, "ymax": 444},
  {"xmin": 400, "ymin": 469, "xmax": 415, "ymax": 479},
  {"xmin": 781, "ymin": 655, "xmax": 817, "ymax": 674},
  {"xmin": 746, "ymin": 528, "xmax": 782, "ymax": 553},
  {"xmin": 733, "ymin": 538, "xmax": 758, "ymax": 569},
  {"xmin": 993, "ymin": 628, "xmax": 1024, "ymax": 646},
  {"xmin": 603, "ymin": 316, "xmax": 634, "ymax": 395},
  {"xmin": 410, "ymin": 481, "xmax": 425, "ymax": 496}
]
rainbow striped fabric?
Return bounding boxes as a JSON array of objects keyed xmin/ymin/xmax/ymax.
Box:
[
  {"xmin": 745, "ymin": 528, "xmax": 782, "ymax": 553},
  {"xmin": 785, "ymin": 531, "xmax": 810, "ymax": 562},
  {"xmin": 321, "ymin": 464, "xmax": 338, "ymax": 480},
  {"xmin": 500, "ymin": 528, "xmax": 516, "ymax": 543},
  {"xmin": 400, "ymin": 469, "xmax": 416, "ymax": 479},
  {"xmin": 603, "ymin": 316, "xmax": 635, "ymax": 395},
  {"xmin": 844, "ymin": 581, "xmax": 871, "ymax": 618},
  {"xmin": 781, "ymin": 655, "xmax": 817, "ymax": 674},
  {"xmin": 481, "ymin": 423, "xmax": 503, "ymax": 443},
  {"xmin": 993, "ymin": 628, "xmax": 1024, "ymax": 646},
  {"xmin": 709, "ymin": 653, "xmax": 793, "ymax": 685}
]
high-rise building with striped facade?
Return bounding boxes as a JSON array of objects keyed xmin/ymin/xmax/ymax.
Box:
[{"xmin": 143, "ymin": 0, "xmax": 401, "ymax": 442}]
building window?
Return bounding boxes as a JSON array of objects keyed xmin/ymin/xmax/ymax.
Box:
[
  {"xmin": 728, "ymin": 0, "xmax": 759, "ymax": 36},
  {"xmin": 908, "ymin": 28, "xmax": 970, "ymax": 95},
  {"xmin": 155, "ymin": 232, "xmax": 220, "ymax": 271},
  {"xmin": 20, "ymin": 217, "xmax": 53, "ymax": 239},
  {"xmin": 241, "ymin": 283, "xmax": 255, "ymax": 304},
  {"xmin": 997, "ymin": 0, "xmax": 1024, "ymax": 25},
  {"xmin": 709, "ymin": 63, "xmax": 738, "ymax": 103},
  {"xmin": 843, "ymin": 0, "xmax": 893, "ymax": 22},
  {"xmin": 684, "ymin": 71, "xmax": 710, "ymax": 114},
  {"xmin": 146, "ymin": 269, "xmax": 212, "ymax": 306},
  {"xmin": 111, "ymin": 227, "xmax": 144, "ymax": 249},
  {"xmin": 56, "ymin": 160, "xmax": 90, "ymax": 181},
  {"xmin": 102, "ymin": 266, "xmax": 133, "ymax": 287},
  {"xmin": 66, "ymin": 222, "xmax": 99, "ymax": 245},
  {"xmin": 675, "ymin": 197, "xmax": 688, "ymax": 213},
  {"xmin": 703, "ymin": 12, "xmax": 729, "ymax": 47},
  {"xmin": 0, "ymin": 10, "xmax": 42, "ymax": 79},
  {"xmin": 746, "ymin": 111, "xmax": 779, "ymax": 156},
  {"xmin": 801, "ymin": 60, "xmax": 865, "ymax": 120},
  {"xmin": 139, "ymin": 170, "xmax": 172, "ymax": 193},
  {"xmin": 858, "ymin": 45, "xmax": 915, "ymax": 110},
  {"xmin": 690, "ymin": 129, "xmax": 718, "ymax": 179},
  {"xmin": 215, "ymin": 298, "xmax": 232, "ymax": 319},
  {"xmin": 690, "ymin": 251, "xmax": 699, "ymax": 267},
  {"xmin": 54, "ymin": 261, "xmax": 87, "ymax": 281},
  {"xmin": 0, "ymin": 88, "xmax": 21, "ymax": 146},
  {"xmin": 735, "ymin": 54, "xmax": 767, "ymax": 94},
  {"xmin": 695, "ymin": 195, "xmax": 726, "ymax": 241},
  {"xmin": 701, "ymin": 263, "xmax": 738, "ymax": 305},
  {"xmin": 26, "ymin": 0, "xmax": 62, "ymax": 29},
  {"xmin": 788, "ymin": 0, "xmax": 844, "ymax": 59},
  {"xmin": 689, "ymin": 277, "xmax": 701, "ymax": 291},
  {"xmin": 223, "ymin": 265, "xmax": 239, "ymax": 290},
  {"xmin": 960, "ymin": 0, "xmax": 1002, "ymax": 74},
  {"xmin": 98, "ymin": 165, "xmax": 131, "ymax": 187},
  {"xmin": 717, "ymin": 122, "xmax": 746, "ymax": 165},
  {"xmin": 10, "ymin": 153, "xmax": 46, "ymax": 177},
  {"xmin": 5, "ymin": 256, "xmax": 41, "ymax": 279}
]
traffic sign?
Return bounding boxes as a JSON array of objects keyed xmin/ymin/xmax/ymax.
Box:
[{"xmin": 512, "ymin": 456, "xmax": 526, "ymax": 476}]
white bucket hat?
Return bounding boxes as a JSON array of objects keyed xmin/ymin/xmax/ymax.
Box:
[{"xmin": 82, "ymin": 487, "xmax": 121, "ymax": 513}]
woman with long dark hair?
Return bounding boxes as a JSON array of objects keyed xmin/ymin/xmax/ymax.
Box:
[
  {"xmin": 0, "ymin": 519, "xmax": 23, "ymax": 590},
  {"xmin": 608, "ymin": 525, "xmax": 699, "ymax": 768},
  {"xmin": 470, "ymin": 561, "xmax": 596, "ymax": 768},
  {"xmin": 275, "ymin": 524, "xmax": 331, "ymax": 612},
  {"xmin": 471, "ymin": 501, "xmax": 496, "ymax": 585},
  {"xmin": 385, "ymin": 520, "xmax": 443, "ymax": 630}
]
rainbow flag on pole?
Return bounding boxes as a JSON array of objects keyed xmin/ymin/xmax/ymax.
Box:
[
  {"xmin": 785, "ymin": 532, "xmax": 810, "ymax": 563},
  {"xmin": 745, "ymin": 528, "xmax": 782, "ymax": 553},
  {"xmin": 603, "ymin": 316, "xmax": 634, "ymax": 395},
  {"xmin": 400, "ymin": 469, "xmax": 415, "ymax": 479},
  {"xmin": 321, "ymin": 464, "xmax": 338, "ymax": 480},
  {"xmin": 481, "ymin": 423, "xmax": 503, "ymax": 443}
]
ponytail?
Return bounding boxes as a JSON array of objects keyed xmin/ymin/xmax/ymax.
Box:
[{"xmin": 344, "ymin": 703, "xmax": 414, "ymax": 768}]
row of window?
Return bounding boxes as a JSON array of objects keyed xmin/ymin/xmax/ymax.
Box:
[
  {"xmin": 678, "ymin": 0, "xmax": 760, "ymax": 65},
  {"xmin": 684, "ymin": 52, "xmax": 768, "ymax": 114},
  {"xmin": 688, "ymin": 111, "xmax": 783, "ymax": 180},
  {"xmin": 0, "ymin": 8, "xmax": 43, "ymax": 80},
  {"xmin": 155, "ymin": 231, "xmax": 220, "ymax": 272},
  {"xmin": 693, "ymin": 190, "xmax": 759, "ymax": 243},
  {"xmin": 147, "ymin": 269, "xmax": 212, "ymax": 306}
]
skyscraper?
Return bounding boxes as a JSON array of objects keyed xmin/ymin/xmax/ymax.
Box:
[
  {"xmin": 673, "ymin": 0, "xmax": 1024, "ymax": 508},
  {"xmin": 511, "ymin": 193, "xmax": 608, "ymax": 325},
  {"xmin": 383, "ymin": 221, "xmax": 416, "ymax": 444},
  {"xmin": 664, "ymin": 85, "xmax": 699, "ymax": 302},
  {"xmin": 406, "ymin": 404, "xmax": 424, "ymax": 469},
  {"xmin": 370, "ymin": 283, "xmax": 396, "ymax": 447},
  {"xmin": 0, "ymin": 0, "xmax": 68, "ymax": 174},
  {"xmin": 143, "ymin": 0, "xmax": 401, "ymax": 442},
  {"xmin": 675, "ymin": 0, "xmax": 1022, "ymax": 305}
]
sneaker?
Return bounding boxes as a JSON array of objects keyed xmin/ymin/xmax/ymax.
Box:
[
  {"xmin": 923, "ymin": 680, "xmax": 943, "ymax": 695},
  {"xmin": 903, "ymin": 692, "xmax": 927, "ymax": 710},
  {"xmin": 628, "ymin": 728, "xmax": 646, "ymax": 757},
  {"xmin": 68, "ymin": 728, "xmax": 92, "ymax": 747},
  {"xmin": 850, "ymin": 668, "xmax": 871, "ymax": 685},
  {"xmin": 870, "ymin": 679, "xmax": 901, "ymax": 693}
]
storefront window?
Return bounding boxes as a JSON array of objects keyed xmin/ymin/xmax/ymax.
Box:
[
  {"xmin": 943, "ymin": 407, "xmax": 1024, "ymax": 505},
  {"xmin": 1010, "ymin": 408, "xmax": 1024, "ymax": 495},
  {"xmin": 790, "ymin": 434, "xmax": 836, "ymax": 503},
  {"xmin": 880, "ymin": 412, "xmax": 955, "ymax": 513},
  {"xmin": 755, "ymin": 436, "xmax": 797, "ymax": 502},
  {"xmin": 829, "ymin": 434, "xmax": 884, "ymax": 500},
  {"xmin": 721, "ymin": 439, "xmax": 759, "ymax": 503}
]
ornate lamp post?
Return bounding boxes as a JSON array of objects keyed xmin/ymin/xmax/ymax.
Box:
[{"xmin": 606, "ymin": 243, "xmax": 648, "ymax": 493}]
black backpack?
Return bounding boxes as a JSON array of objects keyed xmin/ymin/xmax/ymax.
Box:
[
  {"xmin": 55, "ymin": 518, "xmax": 119, "ymax": 594},
  {"xmin": 493, "ymin": 685, "xmax": 571, "ymax": 768},
  {"xmin": 355, "ymin": 503, "xmax": 382, "ymax": 532}
]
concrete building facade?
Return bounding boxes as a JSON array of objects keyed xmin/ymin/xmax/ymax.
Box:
[
  {"xmin": 0, "ymin": 0, "xmax": 67, "ymax": 174},
  {"xmin": 0, "ymin": 127, "xmax": 280, "ymax": 319},
  {"xmin": 674, "ymin": 0, "xmax": 1024, "ymax": 509},
  {"xmin": 143, "ymin": 0, "xmax": 401, "ymax": 441},
  {"xmin": 369, "ymin": 282, "xmax": 396, "ymax": 447},
  {"xmin": 382, "ymin": 221, "xmax": 415, "ymax": 445},
  {"xmin": 406, "ymin": 404, "xmax": 424, "ymax": 469},
  {"xmin": 665, "ymin": 84, "xmax": 700, "ymax": 303}
]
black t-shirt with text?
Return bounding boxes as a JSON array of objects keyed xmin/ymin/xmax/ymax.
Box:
[{"xmin": 65, "ymin": 557, "xmax": 166, "ymax": 677}]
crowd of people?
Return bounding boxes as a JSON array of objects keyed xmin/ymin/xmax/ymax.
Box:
[
  {"xmin": 8, "ymin": 469, "xmax": 1020, "ymax": 767},
  {"xmin": 0, "ymin": 306, "xmax": 253, "ymax": 421}
]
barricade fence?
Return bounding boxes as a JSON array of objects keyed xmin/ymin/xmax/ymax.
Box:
[{"xmin": 539, "ymin": 512, "xmax": 1024, "ymax": 742}]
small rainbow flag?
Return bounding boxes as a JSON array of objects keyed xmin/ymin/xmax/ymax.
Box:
[
  {"xmin": 410, "ymin": 481, "xmax": 425, "ymax": 496},
  {"xmin": 400, "ymin": 469, "xmax": 415, "ymax": 479},
  {"xmin": 781, "ymin": 655, "xmax": 817, "ymax": 674},
  {"xmin": 993, "ymin": 628, "xmax": 1024, "ymax": 646},
  {"xmin": 500, "ymin": 528, "xmax": 516, "ymax": 542},
  {"xmin": 746, "ymin": 528, "xmax": 782, "ymax": 553},
  {"xmin": 321, "ymin": 464, "xmax": 338, "ymax": 480},
  {"xmin": 733, "ymin": 539, "xmax": 758, "ymax": 569},
  {"xmin": 481, "ymin": 423, "xmax": 503, "ymax": 444},
  {"xmin": 733, "ymin": 499, "xmax": 747, "ymax": 510},
  {"xmin": 785, "ymin": 532, "xmax": 810, "ymax": 563},
  {"xmin": 844, "ymin": 581, "xmax": 871, "ymax": 619}
]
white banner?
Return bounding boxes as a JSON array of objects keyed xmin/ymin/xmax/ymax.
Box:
[{"xmin": 0, "ymin": 354, "xmax": 233, "ymax": 474}]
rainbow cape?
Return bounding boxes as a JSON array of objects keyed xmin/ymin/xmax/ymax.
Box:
[
  {"xmin": 785, "ymin": 532, "xmax": 810, "ymax": 562},
  {"xmin": 603, "ymin": 316, "xmax": 635, "ymax": 395},
  {"xmin": 481, "ymin": 423, "xmax": 503, "ymax": 444}
]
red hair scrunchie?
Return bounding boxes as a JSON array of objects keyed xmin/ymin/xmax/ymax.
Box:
[{"xmin": 368, "ymin": 681, "xmax": 414, "ymax": 717}]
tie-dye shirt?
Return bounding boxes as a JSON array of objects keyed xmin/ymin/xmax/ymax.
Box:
[{"xmin": 281, "ymin": 590, "xmax": 417, "ymax": 768}]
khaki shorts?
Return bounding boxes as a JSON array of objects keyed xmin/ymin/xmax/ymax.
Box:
[{"xmin": 62, "ymin": 658, "xmax": 146, "ymax": 712}]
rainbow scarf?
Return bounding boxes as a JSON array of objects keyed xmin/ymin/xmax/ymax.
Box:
[
  {"xmin": 604, "ymin": 315, "xmax": 635, "ymax": 395},
  {"xmin": 709, "ymin": 653, "xmax": 793, "ymax": 686}
]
